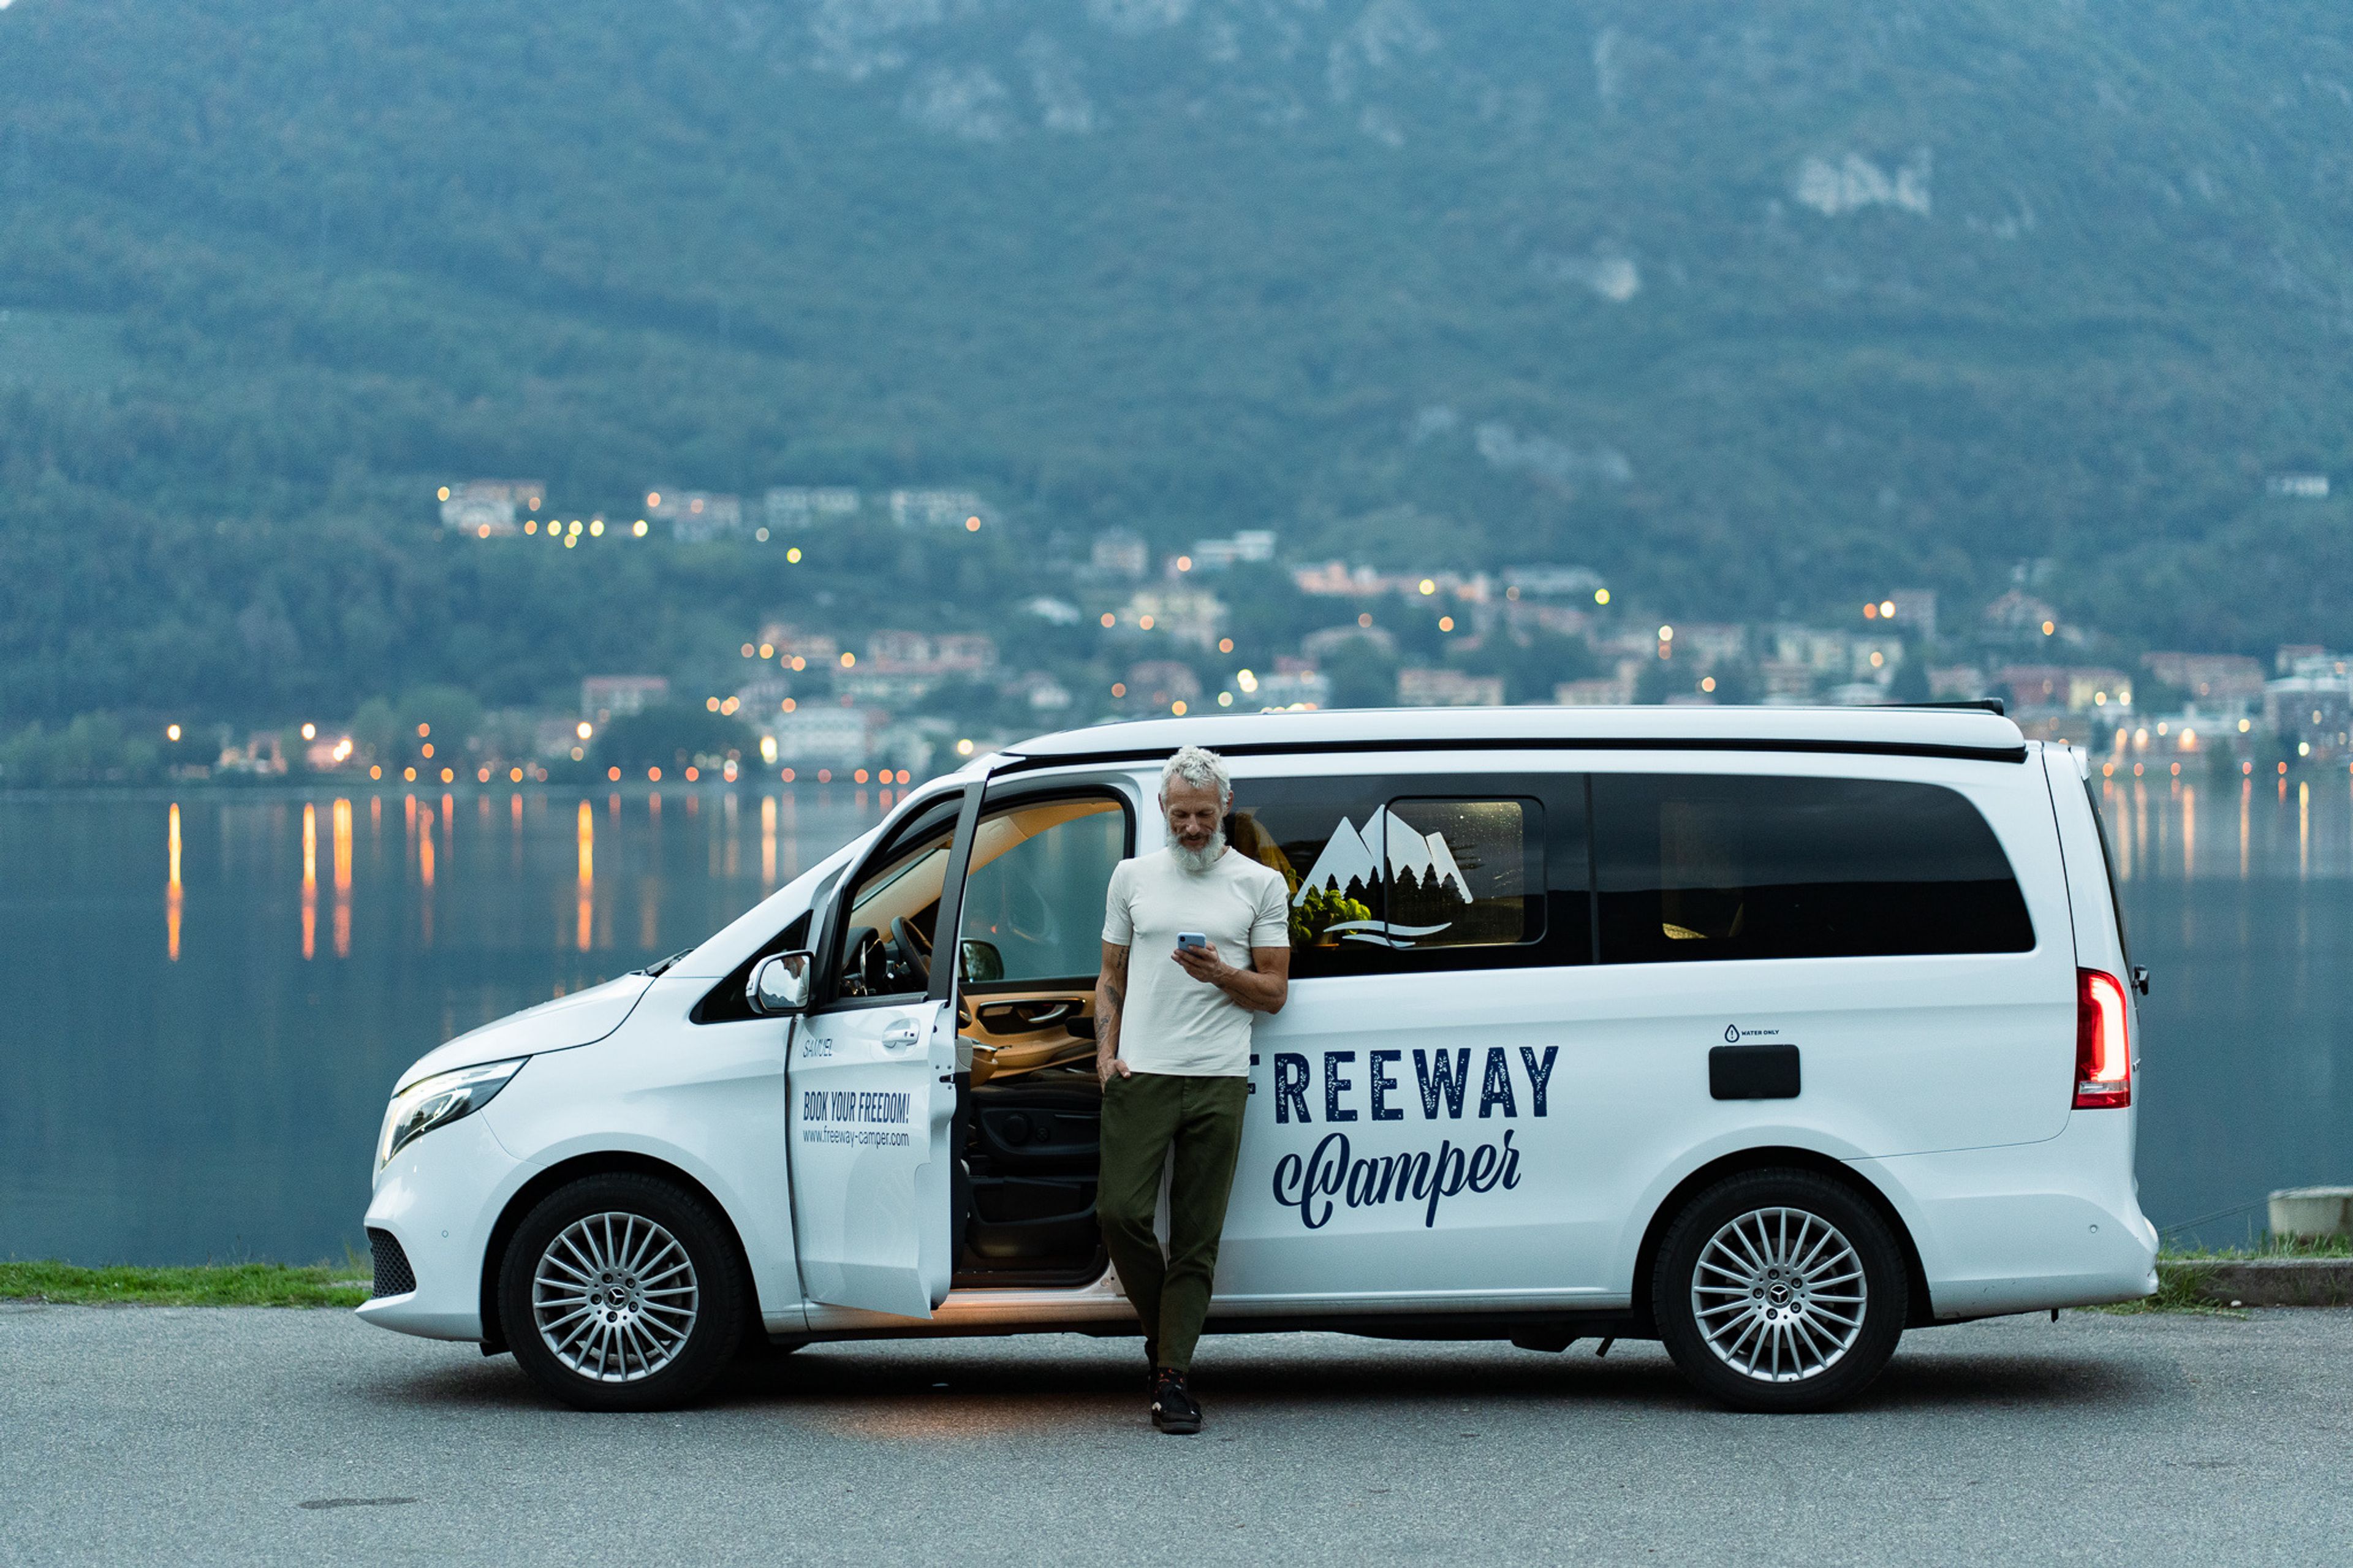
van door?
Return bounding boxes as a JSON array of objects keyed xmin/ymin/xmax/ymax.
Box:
[{"xmin": 787, "ymin": 786, "xmax": 982, "ymax": 1318}]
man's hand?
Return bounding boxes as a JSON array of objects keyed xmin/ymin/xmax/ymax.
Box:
[
  {"xmin": 1096, "ymin": 939, "xmax": 1130, "ymax": 1089},
  {"xmin": 1171, "ymin": 939, "xmax": 1228, "ymax": 984},
  {"xmin": 1174, "ymin": 941, "xmax": 1291, "ymax": 1015},
  {"xmin": 1097, "ymin": 1053, "xmax": 1132, "ymax": 1088}
]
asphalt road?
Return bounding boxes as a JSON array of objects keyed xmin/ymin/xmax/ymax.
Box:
[{"xmin": 4, "ymin": 1304, "xmax": 2349, "ymax": 1567}]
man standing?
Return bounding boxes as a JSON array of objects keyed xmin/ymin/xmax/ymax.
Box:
[{"xmin": 1096, "ymin": 744, "xmax": 1290, "ymax": 1433}]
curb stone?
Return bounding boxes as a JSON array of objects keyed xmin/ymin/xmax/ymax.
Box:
[{"xmin": 2158, "ymin": 1259, "xmax": 2353, "ymax": 1308}]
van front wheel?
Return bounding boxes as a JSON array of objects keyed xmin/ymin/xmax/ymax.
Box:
[
  {"xmin": 498, "ymin": 1173, "xmax": 746, "ymax": 1412},
  {"xmin": 1653, "ymin": 1169, "xmax": 1907, "ymax": 1413}
]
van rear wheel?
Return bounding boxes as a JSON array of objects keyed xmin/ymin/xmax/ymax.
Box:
[
  {"xmin": 499, "ymin": 1173, "xmax": 746, "ymax": 1412},
  {"xmin": 1653, "ymin": 1169, "xmax": 1906, "ymax": 1413}
]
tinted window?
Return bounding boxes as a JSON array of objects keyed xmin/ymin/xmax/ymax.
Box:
[
  {"xmin": 833, "ymin": 803, "xmax": 960, "ymax": 999},
  {"xmin": 959, "ymin": 796, "xmax": 1128, "ymax": 985},
  {"xmin": 1229, "ymin": 774, "xmax": 1586, "ymax": 976},
  {"xmin": 1593, "ymin": 774, "xmax": 2033, "ymax": 963}
]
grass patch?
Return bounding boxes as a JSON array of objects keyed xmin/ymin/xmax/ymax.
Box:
[
  {"xmin": 2162, "ymin": 1233, "xmax": 2353, "ymax": 1261},
  {"xmin": 0, "ymin": 1260, "xmax": 370, "ymax": 1308}
]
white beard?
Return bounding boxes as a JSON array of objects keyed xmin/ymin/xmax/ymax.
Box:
[{"xmin": 1166, "ymin": 827, "xmax": 1227, "ymax": 875}]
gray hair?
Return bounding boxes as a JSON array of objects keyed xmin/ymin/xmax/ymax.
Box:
[{"xmin": 1160, "ymin": 744, "xmax": 1232, "ymax": 804}]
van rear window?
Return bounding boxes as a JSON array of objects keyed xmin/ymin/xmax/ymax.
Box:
[{"xmin": 1592, "ymin": 775, "xmax": 2034, "ymax": 963}]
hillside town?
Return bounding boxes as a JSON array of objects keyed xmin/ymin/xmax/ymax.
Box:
[{"xmin": 118, "ymin": 477, "xmax": 2352, "ymax": 790}]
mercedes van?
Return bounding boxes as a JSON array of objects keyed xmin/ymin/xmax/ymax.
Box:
[{"xmin": 357, "ymin": 705, "xmax": 2155, "ymax": 1413}]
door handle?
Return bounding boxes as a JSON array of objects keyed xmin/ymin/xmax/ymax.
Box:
[{"xmin": 882, "ymin": 1025, "xmax": 922, "ymax": 1049}]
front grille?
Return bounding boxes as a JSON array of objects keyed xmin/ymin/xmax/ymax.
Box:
[{"xmin": 368, "ymin": 1228, "xmax": 416, "ymax": 1298}]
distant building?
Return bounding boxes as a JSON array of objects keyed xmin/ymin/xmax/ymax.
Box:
[
  {"xmin": 1506, "ymin": 601, "xmax": 1590, "ymax": 638},
  {"xmin": 1398, "ymin": 668, "xmax": 1504, "ymax": 707},
  {"xmin": 763, "ymin": 487, "xmax": 862, "ymax": 529},
  {"xmin": 1503, "ymin": 565, "xmax": 1606, "ymax": 600},
  {"xmin": 2265, "ymin": 670, "xmax": 2353, "ymax": 744},
  {"xmin": 1554, "ymin": 676, "xmax": 1632, "ymax": 706},
  {"xmin": 1023, "ymin": 596, "xmax": 1083, "ymax": 626},
  {"xmin": 1302, "ymin": 625, "xmax": 1398, "ymax": 662},
  {"xmin": 2267, "ymin": 474, "xmax": 2330, "ymax": 499},
  {"xmin": 583, "ymin": 675, "xmax": 670, "ymax": 723},
  {"xmin": 1091, "ymin": 529, "xmax": 1149, "ymax": 580},
  {"xmin": 1982, "ymin": 589, "xmax": 2060, "ymax": 636},
  {"xmin": 1882, "ymin": 589, "xmax": 1939, "ymax": 642},
  {"xmin": 2141, "ymin": 653, "xmax": 2265, "ymax": 705},
  {"xmin": 1995, "ymin": 665, "xmax": 2130, "ymax": 713},
  {"xmin": 1124, "ymin": 661, "xmax": 1202, "ymax": 710},
  {"xmin": 439, "ymin": 480, "xmax": 545, "ymax": 536},
  {"xmin": 889, "ymin": 488, "xmax": 990, "ymax": 529},
  {"xmin": 1928, "ymin": 665, "xmax": 1989, "ymax": 701},
  {"xmin": 648, "ymin": 490, "xmax": 746, "ymax": 542},
  {"xmin": 1252, "ymin": 669, "xmax": 1332, "ymax": 709},
  {"xmin": 1188, "ymin": 529, "xmax": 1279, "ymax": 570},
  {"xmin": 768, "ymin": 708, "xmax": 885, "ymax": 770},
  {"xmin": 1121, "ymin": 589, "xmax": 1227, "ymax": 648},
  {"xmin": 1292, "ymin": 562, "xmax": 1493, "ymax": 602},
  {"xmin": 2276, "ymin": 645, "xmax": 2332, "ymax": 675},
  {"xmin": 1007, "ymin": 672, "xmax": 1072, "ymax": 712},
  {"xmin": 1673, "ymin": 623, "xmax": 1749, "ymax": 667},
  {"xmin": 759, "ymin": 623, "xmax": 839, "ymax": 670}
]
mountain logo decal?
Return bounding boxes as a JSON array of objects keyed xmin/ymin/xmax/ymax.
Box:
[{"xmin": 1293, "ymin": 808, "xmax": 1473, "ymax": 947}]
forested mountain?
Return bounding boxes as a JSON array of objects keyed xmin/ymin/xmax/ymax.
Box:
[{"xmin": 2, "ymin": 0, "xmax": 2351, "ymax": 724}]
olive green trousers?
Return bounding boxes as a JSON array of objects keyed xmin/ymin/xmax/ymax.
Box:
[{"xmin": 1096, "ymin": 1071, "xmax": 1249, "ymax": 1374}]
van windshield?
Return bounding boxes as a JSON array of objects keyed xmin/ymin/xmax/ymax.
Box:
[{"xmin": 2080, "ymin": 778, "xmax": 2132, "ymax": 966}]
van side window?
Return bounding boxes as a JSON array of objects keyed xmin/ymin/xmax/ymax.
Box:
[
  {"xmin": 1228, "ymin": 775, "xmax": 1588, "ymax": 975},
  {"xmin": 1592, "ymin": 774, "xmax": 2034, "ymax": 963},
  {"xmin": 958, "ymin": 795, "xmax": 1129, "ymax": 986},
  {"xmin": 832, "ymin": 805, "xmax": 961, "ymax": 999}
]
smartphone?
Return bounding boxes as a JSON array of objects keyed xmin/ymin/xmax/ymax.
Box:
[{"xmin": 1176, "ymin": 931, "xmax": 1208, "ymax": 951}]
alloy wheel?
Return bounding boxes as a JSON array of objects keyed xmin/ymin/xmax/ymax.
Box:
[
  {"xmin": 1690, "ymin": 1205, "xmax": 1866, "ymax": 1384},
  {"xmin": 531, "ymin": 1211, "xmax": 701, "ymax": 1382}
]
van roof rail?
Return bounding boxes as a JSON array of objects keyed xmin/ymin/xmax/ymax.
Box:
[{"xmin": 1878, "ymin": 699, "xmax": 2006, "ymax": 716}]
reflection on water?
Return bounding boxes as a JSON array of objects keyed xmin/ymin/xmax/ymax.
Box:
[
  {"xmin": 2, "ymin": 786, "xmax": 884, "ymax": 1265},
  {"xmin": 4, "ymin": 775, "xmax": 2351, "ymax": 1263}
]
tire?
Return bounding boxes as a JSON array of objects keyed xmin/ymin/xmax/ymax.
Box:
[
  {"xmin": 499, "ymin": 1173, "xmax": 748, "ymax": 1412},
  {"xmin": 1652, "ymin": 1168, "xmax": 1908, "ymax": 1414}
]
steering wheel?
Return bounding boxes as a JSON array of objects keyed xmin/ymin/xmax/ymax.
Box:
[{"xmin": 892, "ymin": 916, "xmax": 931, "ymax": 989}]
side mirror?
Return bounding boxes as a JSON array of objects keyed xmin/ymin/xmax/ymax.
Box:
[
  {"xmin": 748, "ymin": 951, "xmax": 814, "ymax": 1015},
  {"xmin": 959, "ymin": 939, "xmax": 1004, "ymax": 985}
]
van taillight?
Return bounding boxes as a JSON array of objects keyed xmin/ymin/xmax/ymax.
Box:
[{"xmin": 2075, "ymin": 969, "xmax": 2131, "ymax": 1110}]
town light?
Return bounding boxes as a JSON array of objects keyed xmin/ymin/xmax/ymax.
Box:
[
  {"xmin": 1219, "ymin": 692, "xmax": 1234, "ymax": 706},
  {"xmin": 1139, "ymin": 615, "xmax": 1155, "ymax": 631},
  {"xmin": 786, "ymin": 547, "xmax": 801, "ymax": 562},
  {"xmin": 1879, "ymin": 600, "xmax": 1896, "ymax": 619},
  {"xmin": 2239, "ymin": 719, "xmax": 2253, "ymax": 733},
  {"xmin": 1101, "ymin": 613, "xmax": 1117, "ymax": 628},
  {"xmin": 589, "ymin": 520, "xmax": 604, "ymax": 536},
  {"xmin": 1419, "ymin": 578, "xmax": 1436, "ymax": 596},
  {"xmin": 2041, "ymin": 620, "xmax": 2056, "ymax": 636},
  {"xmin": 1658, "ymin": 625, "xmax": 1673, "ymax": 642},
  {"xmin": 1863, "ymin": 602, "xmax": 1879, "ymax": 619},
  {"xmin": 1236, "ymin": 670, "xmax": 1259, "ymax": 694},
  {"xmin": 438, "ymin": 486, "xmax": 451, "ymax": 501},
  {"xmin": 646, "ymin": 492, "xmax": 661, "ymax": 507},
  {"xmin": 1357, "ymin": 613, "xmax": 1373, "ymax": 628},
  {"xmin": 1594, "ymin": 589, "xmax": 1610, "ymax": 605},
  {"xmin": 839, "ymin": 652, "xmax": 855, "ymax": 667},
  {"xmin": 576, "ymin": 722, "xmax": 593, "ymax": 740},
  {"xmin": 966, "ymin": 516, "xmax": 981, "ymax": 532},
  {"xmin": 741, "ymin": 643, "xmax": 756, "ymax": 657},
  {"xmin": 1218, "ymin": 637, "xmax": 1234, "ymax": 653},
  {"xmin": 417, "ymin": 723, "xmax": 430, "ymax": 737},
  {"xmin": 301, "ymin": 722, "xmax": 317, "ymax": 740},
  {"xmin": 759, "ymin": 643, "xmax": 775, "ymax": 659},
  {"xmin": 1438, "ymin": 616, "xmax": 1455, "ymax": 632},
  {"xmin": 1172, "ymin": 700, "xmax": 1188, "ymax": 715},
  {"xmin": 634, "ymin": 520, "xmax": 649, "ymax": 537},
  {"xmin": 166, "ymin": 724, "xmax": 181, "ymax": 742},
  {"xmin": 956, "ymin": 739, "xmax": 975, "ymax": 757}
]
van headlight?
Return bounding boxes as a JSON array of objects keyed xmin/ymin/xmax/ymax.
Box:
[{"xmin": 377, "ymin": 1058, "xmax": 526, "ymax": 1171}]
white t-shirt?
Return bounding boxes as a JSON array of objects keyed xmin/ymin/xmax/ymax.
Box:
[{"xmin": 1101, "ymin": 846, "xmax": 1290, "ymax": 1078}]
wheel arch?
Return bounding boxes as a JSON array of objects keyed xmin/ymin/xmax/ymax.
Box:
[
  {"xmin": 478, "ymin": 1151, "xmax": 761, "ymax": 1354},
  {"xmin": 1627, "ymin": 1146, "xmax": 1934, "ymax": 1333}
]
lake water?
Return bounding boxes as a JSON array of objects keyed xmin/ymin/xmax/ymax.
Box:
[{"xmin": 1, "ymin": 775, "xmax": 2347, "ymax": 1266}]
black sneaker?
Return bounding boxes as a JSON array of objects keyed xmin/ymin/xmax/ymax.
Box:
[{"xmin": 1150, "ymin": 1369, "xmax": 1202, "ymax": 1435}]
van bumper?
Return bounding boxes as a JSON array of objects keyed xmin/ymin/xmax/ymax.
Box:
[
  {"xmin": 1855, "ymin": 1110, "xmax": 2158, "ymax": 1319},
  {"xmin": 354, "ymin": 1116, "xmax": 518, "ymax": 1342}
]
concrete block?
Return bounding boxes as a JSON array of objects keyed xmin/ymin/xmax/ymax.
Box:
[{"xmin": 2268, "ymin": 1187, "xmax": 2353, "ymax": 1240}]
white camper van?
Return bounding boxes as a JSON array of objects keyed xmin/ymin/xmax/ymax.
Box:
[{"xmin": 358, "ymin": 706, "xmax": 2154, "ymax": 1414}]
